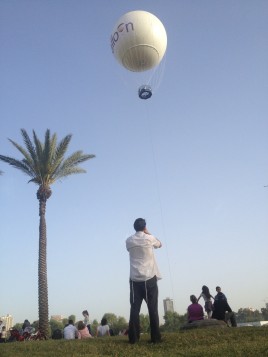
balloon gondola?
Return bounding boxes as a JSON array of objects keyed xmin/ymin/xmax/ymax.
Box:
[{"xmin": 138, "ymin": 85, "xmax": 152, "ymax": 100}]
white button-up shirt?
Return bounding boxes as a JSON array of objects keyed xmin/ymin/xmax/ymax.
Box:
[
  {"xmin": 126, "ymin": 231, "xmax": 162, "ymax": 282},
  {"xmin": 63, "ymin": 324, "xmax": 78, "ymax": 339}
]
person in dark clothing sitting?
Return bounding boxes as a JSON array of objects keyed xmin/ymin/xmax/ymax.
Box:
[{"xmin": 212, "ymin": 287, "xmax": 237, "ymax": 327}]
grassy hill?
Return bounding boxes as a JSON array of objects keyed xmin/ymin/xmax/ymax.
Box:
[{"xmin": 1, "ymin": 327, "xmax": 268, "ymax": 356}]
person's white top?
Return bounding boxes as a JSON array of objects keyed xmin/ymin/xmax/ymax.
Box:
[
  {"xmin": 126, "ymin": 231, "xmax": 162, "ymax": 282},
  {"xmin": 63, "ymin": 324, "xmax": 78, "ymax": 339},
  {"xmin": 200, "ymin": 293, "xmax": 212, "ymax": 302},
  {"xmin": 97, "ymin": 324, "xmax": 109, "ymax": 337},
  {"xmin": 83, "ymin": 315, "xmax": 89, "ymax": 326}
]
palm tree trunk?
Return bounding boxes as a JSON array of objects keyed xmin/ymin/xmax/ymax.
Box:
[{"xmin": 38, "ymin": 198, "xmax": 49, "ymax": 337}]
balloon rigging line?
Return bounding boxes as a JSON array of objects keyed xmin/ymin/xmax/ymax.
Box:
[{"xmin": 144, "ymin": 103, "xmax": 175, "ymax": 308}]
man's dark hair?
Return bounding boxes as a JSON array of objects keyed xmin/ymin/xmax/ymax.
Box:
[
  {"xmin": 101, "ymin": 317, "xmax": 108, "ymax": 326},
  {"xmin": 134, "ymin": 218, "xmax": 146, "ymax": 232},
  {"xmin": 68, "ymin": 320, "xmax": 74, "ymax": 325}
]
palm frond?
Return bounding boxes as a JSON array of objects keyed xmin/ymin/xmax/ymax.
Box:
[
  {"xmin": 54, "ymin": 134, "xmax": 72, "ymax": 163},
  {"xmin": 21, "ymin": 129, "xmax": 38, "ymax": 164},
  {"xmin": 62, "ymin": 151, "xmax": 95, "ymax": 168},
  {"xmin": 48, "ymin": 134, "xmax": 71, "ymax": 179},
  {"xmin": 8, "ymin": 139, "xmax": 34, "ymax": 167},
  {"xmin": 54, "ymin": 167, "xmax": 87, "ymax": 181},
  {"xmin": 32, "ymin": 130, "xmax": 46, "ymax": 184},
  {"xmin": 47, "ymin": 132, "xmax": 57, "ymax": 168},
  {"xmin": 0, "ymin": 155, "xmax": 36, "ymax": 178},
  {"xmin": 33, "ymin": 130, "xmax": 44, "ymax": 164},
  {"xmin": 53, "ymin": 152, "xmax": 95, "ymax": 180}
]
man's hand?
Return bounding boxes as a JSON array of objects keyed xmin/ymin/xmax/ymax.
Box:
[
  {"xmin": 144, "ymin": 228, "xmax": 151, "ymax": 235},
  {"xmin": 144, "ymin": 228, "xmax": 162, "ymax": 247}
]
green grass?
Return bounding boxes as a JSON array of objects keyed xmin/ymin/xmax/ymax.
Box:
[{"xmin": 1, "ymin": 327, "xmax": 268, "ymax": 357}]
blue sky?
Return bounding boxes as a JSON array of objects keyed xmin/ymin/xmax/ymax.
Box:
[{"xmin": 0, "ymin": 0, "xmax": 268, "ymax": 325}]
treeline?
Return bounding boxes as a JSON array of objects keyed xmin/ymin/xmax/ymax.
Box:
[
  {"xmin": 13, "ymin": 304, "xmax": 268, "ymax": 336},
  {"xmin": 236, "ymin": 304, "xmax": 268, "ymax": 323}
]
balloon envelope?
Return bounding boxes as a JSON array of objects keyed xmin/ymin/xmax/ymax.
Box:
[{"xmin": 111, "ymin": 10, "xmax": 167, "ymax": 72}]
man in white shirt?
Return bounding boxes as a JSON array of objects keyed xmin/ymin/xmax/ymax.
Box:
[
  {"xmin": 126, "ymin": 218, "xmax": 162, "ymax": 344},
  {"xmin": 63, "ymin": 320, "xmax": 78, "ymax": 340}
]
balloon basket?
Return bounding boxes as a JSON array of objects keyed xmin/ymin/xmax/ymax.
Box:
[{"xmin": 138, "ymin": 85, "xmax": 152, "ymax": 100}]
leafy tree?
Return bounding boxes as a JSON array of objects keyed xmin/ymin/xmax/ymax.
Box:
[
  {"xmin": 13, "ymin": 323, "xmax": 23, "ymax": 331},
  {"xmin": 139, "ymin": 313, "xmax": 150, "ymax": 333},
  {"xmin": 62, "ymin": 318, "xmax": 68, "ymax": 327},
  {"xmin": 261, "ymin": 303, "xmax": 268, "ymax": 320},
  {"xmin": 116, "ymin": 316, "xmax": 128, "ymax": 334},
  {"xmin": 91, "ymin": 319, "xmax": 99, "ymax": 336},
  {"xmin": 50, "ymin": 319, "xmax": 64, "ymax": 332},
  {"xmin": 110, "ymin": 316, "xmax": 128, "ymax": 335},
  {"xmin": 32, "ymin": 320, "xmax": 40, "ymax": 331},
  {"xmin": 103, "ymin": 313, "xmax": 117, "ymax": 335},
  {"xmin": 236, "ymin": 308, "xmax": 262, "ymax": 323},
  {"xmin": 103, "ymin": 313, "xmax": 117, "ymax": 326},
  {"xmin": 102, "ymin": 313, "xmax": 128, "ymax": 335},
  {"xmin": 161, "ymin": 311, "xmax": 187, "ymax": 332},
  {"xmin": 0, "ymin": 129, "xmax": 95, "ymax": 337},
  {"xmin": 68, "ymin": 315, "xmax": 76, "ymax": 323}
]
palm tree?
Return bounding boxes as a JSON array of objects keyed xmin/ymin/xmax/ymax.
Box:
[{"xmin": 0, "ymin": 129, "xmax": 95, "ymax": 337}]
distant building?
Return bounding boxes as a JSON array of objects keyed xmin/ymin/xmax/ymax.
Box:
[
  {"xmin": 163, "ymin": 297, "xmax": 174, "ymax": 314},
  {"xmin": 50, "ymin": 315, "xmax": 64, "ymax": 322},
  {"xmin": 0, "ymin": 314, "xmax": 13, "ymax": 330}
]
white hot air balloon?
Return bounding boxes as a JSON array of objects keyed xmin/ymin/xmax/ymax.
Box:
[{"xmin": 110, "ymin": 10, "xmax": 167, "ymax": 99}]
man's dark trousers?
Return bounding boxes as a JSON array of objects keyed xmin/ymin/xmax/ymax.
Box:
[{"xmin": 128, "ymin": 275, "xmax": 161, "ymax": 344}]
